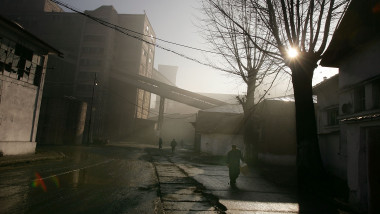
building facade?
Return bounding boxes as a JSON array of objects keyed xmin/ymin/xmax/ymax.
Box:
[
  {"xmin": 320, "ymin": 0, "xmax": 380, "ymax": 212},
  {"xmin": 0, "ymin": 15, "xmax": 59, "ymax": 155},
  {"xmin": 313, "ymin": 75, "xmax": 347, "ymax": 180},
  {"xmin": 195, "ymin": 104, "xmax": 244, "ymax": 156},
  {"xmin": 0, "ymin": 0, "xmax": 156, "ymax": 142}
]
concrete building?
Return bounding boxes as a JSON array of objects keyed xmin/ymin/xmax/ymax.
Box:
[
  {"xmin": 195, "ymin": 104, "xmax": 244, "ymax": 156},
  {"xmin": 157, "ymin": 64, "xmax": 178, "ymax": 86},
  {"xmin": 149, "ymin": 66, "xmax": 236, "ymax": 148},
  {"xmin": 320, "ymin": 0, "xmax": 380, "ymax": 212},
  {"xmin": 0, "ymin": 15, "xmax": 60, "ymax": 155},
  {"xmin": 313, "ymin": 75, "xmax": 346, "ymax": 179},
  {"xmin": 149, "ymin": 113, "xmax": 196, "ymax": 149},
  {"xmin": 0, "ymin": 0, "xmax": 156, "ymax": 142}
]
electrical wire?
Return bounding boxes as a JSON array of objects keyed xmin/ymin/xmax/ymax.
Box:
[
  {"xmin": 51, "ymin": 0, "xmax": 226, "ymax": 56},
  {"xmin": 49, "ymin": 0, "xmax": 237, "ymax": 74}
]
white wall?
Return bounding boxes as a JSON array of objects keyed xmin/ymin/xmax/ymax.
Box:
[
  {"xmin": 319, "ymin": 133, "xmax": 346, "ymax": 179},
  {"xmin": 345, "ymin": 125, "xmax": 361, "ymax": 206},
  {"xmin": 0, "ymin": 76, "xmax": 38, "ymax": 155},
  {"xmin": 200, "ymin": 133, "xmax": 244, "ymax": 156}
]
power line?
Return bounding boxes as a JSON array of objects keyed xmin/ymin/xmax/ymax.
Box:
[{"xmin": 49, "ymin": 0, "xmax": 237, "ymax": 74}]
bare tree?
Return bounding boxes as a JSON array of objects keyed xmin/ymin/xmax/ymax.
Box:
[
  {"xmin": 205, "ymin": 0, "xmax": 350, "ymax": 184},
  {"xmin": 200, "ymin": 0, "xmax": 284, "ymax": 163}
]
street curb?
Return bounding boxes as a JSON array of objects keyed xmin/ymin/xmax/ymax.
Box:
[{"xmin": 0, "ymin": 152, "xmax": 66, "ymax": 167}]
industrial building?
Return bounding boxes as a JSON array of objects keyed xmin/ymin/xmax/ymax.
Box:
[{"xmin": 0, "ymin": 0, "xmax": 155, "ymax": 143}]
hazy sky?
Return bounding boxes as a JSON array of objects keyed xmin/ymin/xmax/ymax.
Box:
[{"xmin": 58, "ymin": 0, "xmax": 337, "ymax": 96}]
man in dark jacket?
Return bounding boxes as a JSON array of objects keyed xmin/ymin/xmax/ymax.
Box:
[
  {"xmin": 158, "ymin": 137, "xmax": 163, "ymax": 149},
  {"xmin": 227, "ymin": 145, "xmax": 243, "ymax": 186},
  {"xmin": 170, "ymin": 139, "xmax": 177, "ymax": 153}
]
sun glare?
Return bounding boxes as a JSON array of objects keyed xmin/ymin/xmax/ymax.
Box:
[{"xmin": 287, "ymin": 47, "xmax": 299, "ymax": 58}]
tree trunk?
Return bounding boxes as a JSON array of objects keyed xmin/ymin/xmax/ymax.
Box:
[
  {"xmin": 244, "ymin": 75, "xmax": 257, "ymax": 165},
  {"xmin": 290, "ymin": 59, "xmax": 325, "ymax": 188}
]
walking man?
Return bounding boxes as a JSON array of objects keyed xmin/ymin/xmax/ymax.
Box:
[
  {"xmin": 170, "ymin": 139, "xmax": 177, "ymax": 153},
  {"xmin": 227, "ymin": 145, "xmax": 244, "ymax": 186},
  {"xmin": 158, "ymin": 137, "xmax": 163, "ymax": 150}
]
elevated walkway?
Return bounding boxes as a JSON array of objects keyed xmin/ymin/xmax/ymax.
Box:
[{"xmin": 110, "ymin": 72, "xmax": 228, "ymax": 109}]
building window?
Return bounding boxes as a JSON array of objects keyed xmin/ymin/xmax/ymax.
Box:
[
  {"xmin": 0, "ymin": 37, "xmax": 44, "ymax": 86},
  {"xmin": 354, "ymin": 86, "xmax": 365, "ymax": 112},
  {"xmin": 326, "ymin": 107, "xmax": 339, "ymax": 126}
]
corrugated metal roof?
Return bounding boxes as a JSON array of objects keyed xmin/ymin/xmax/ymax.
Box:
[
  {"xmin": 265, "ymin": 95, "xmax": 317, "ymax": 103},
  {"xmin": 266, "ymin": 95, "xmax": 295, "ymax": 102},
  {"xmin": 341, "ymin": 113, "xmax": 380, "ymax": 122}
]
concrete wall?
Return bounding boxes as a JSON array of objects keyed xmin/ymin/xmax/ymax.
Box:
[
  {"xmin": 200, "ymin": 133, "xmax": 244, "ymax": 156},
  {"xmin": 0, "ymin": 76, "xmax": 38, "ymax": 155},
  {"xmin": 0, "ymin": 142, "xmax": 36, "ymax": 156},
  {"xmin": 249, "ymin": 99, "xmax": 298, "ymax": 165},
  {"xmin": 319, "ymin": 133, "xmax": 346, "ymax": 178},
  {"xmin": 256, "ymin": 100, "xmax": 297, "ymax": 165},
  {"xmin": 37, "ymin": 97, "xmax": 87, "ymax": 145}
]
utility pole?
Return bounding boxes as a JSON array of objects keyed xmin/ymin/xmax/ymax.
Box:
[{"xmin": 87, "ymin": 73, "xmax": 98, "ymax": 144}]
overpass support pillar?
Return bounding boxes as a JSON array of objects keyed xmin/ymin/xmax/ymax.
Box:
[{"xmin": 157, "ymin": 96, "xmax": 165, "ymax": 136}]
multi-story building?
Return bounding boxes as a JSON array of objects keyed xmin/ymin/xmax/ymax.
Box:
[{"xmin": 0, "ymin": 0, "xmax": 155, "ymax": 142}]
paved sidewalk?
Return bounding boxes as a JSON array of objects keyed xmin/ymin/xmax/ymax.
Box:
[
  {"xmin": 168, "ymin": 149, "xmax": 351, "ymax": 214},
  {"xmin": 150, "ymin": 151, "xmax": 224, "ymax": 214}
]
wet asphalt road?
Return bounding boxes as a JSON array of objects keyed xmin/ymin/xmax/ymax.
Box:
[
  {"xmin": 0, "ymin": 144, "xmax": 160, "ymax": 214},
  {"xmin": 0, "ymin": 144, "xmax": 351, "ymax": 214}
]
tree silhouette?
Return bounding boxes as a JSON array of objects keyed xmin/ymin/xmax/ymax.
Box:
[
  {"xmin": 200, "ymin": 0, "xmax": 286, "ymax": 163},
  {"xmin": 204, "ymin": 0, "xmax": 350, "ymax": 185}
]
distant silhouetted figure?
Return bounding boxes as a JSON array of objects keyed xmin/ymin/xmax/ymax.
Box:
[
  {"xmin": 170, "ymin": 139, "xmax": 177, "ymax": 153},
  {"xmin": 227, "ymin": 145, "xmax": 243, "ymax": 186},
  {"xmin": 158, "ymin": 137, "xmax": 163, "ymax": 150}
]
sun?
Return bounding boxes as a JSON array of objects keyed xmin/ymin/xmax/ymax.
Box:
[{"xmin": 287, "ymin": 47, "xmax": 299, "ymax": 58}]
